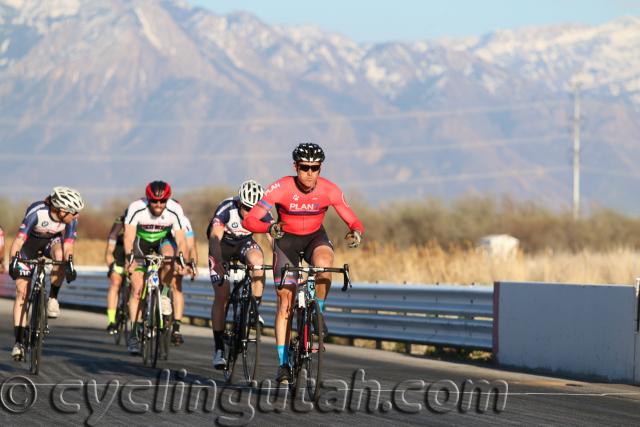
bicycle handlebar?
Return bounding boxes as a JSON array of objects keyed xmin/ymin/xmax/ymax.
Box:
[
  {"xmin": 131, "ymin": 252, "xmax": 186, "ymax": 268},
  {"xmin": 14, "ymin": 253, "xmax": 69, "ymax": 266},
  {"xmin": 225, "ymin": 263, "xmax": 274, "ymax": 272},
  {"xmin": 278, "ymin": 264, "xmax": 351, "ymax": 292}
]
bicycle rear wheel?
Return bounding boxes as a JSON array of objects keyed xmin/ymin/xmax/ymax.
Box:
[
  {"xmin": 160, "ymin": 316, "xmax": 171, "ymax": 360},
  {"xmin": 298, "ymin": 300, "xmax": 324, "ymax": 402},
  {"xmin": 29, "ymin": 287, "xmax": 46, "ymax": 375},
  {"xmin": 241, "ymin": 296, "xmax": 261, "ymax": 383},
  {"xmin": 114, "ymin": 283, "xmax": 130, "ymax": 345}
]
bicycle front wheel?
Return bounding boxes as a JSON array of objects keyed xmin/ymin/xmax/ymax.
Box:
[
  {"xmin": 142, "ymin": 292, "xmax": 161, "ymax": 368},
  {"xmin": 299, "ymin": 300, "xmax": 324, "ymax": 402},
  {"xmin": 241, "ymin": 296, "xmax": 261, "ymax": 383},
  {"xmin": 29, "ymin": 288, "xmax": 47, "ymax": 375},
  {"xmin": 223, "ymin": 299, "xmax": 240, "ymax": 383}
]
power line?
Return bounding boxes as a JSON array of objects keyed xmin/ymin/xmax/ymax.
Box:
[
  {"xmin": 0, "ymin": 100, "xmax": 569, "ymax": 129},
  {"xmin": 342, "ymin": 166, "xmax": 571, "ymax": 188},
  {"xmin": 0, "ymin": 133, "xmax": 568, "ymax": 163}
]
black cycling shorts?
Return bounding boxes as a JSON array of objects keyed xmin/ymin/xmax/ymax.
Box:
[
  {"xmin": 209, "ymin": 237, "xmax": 262, "ymax": 284},
  {"xmin": 17, "ymin": 236, "xmax": 62, "ymax": 278},
  {"xmin": 273, "ymin": 227, "xmax": 333, "ymax": 284}
]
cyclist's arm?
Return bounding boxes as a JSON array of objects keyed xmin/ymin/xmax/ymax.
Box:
[
  {"xmin": 10, "ymin": 210, "xmax": 38, "ymax": 258},
  {"xmin": 123, "ymin": 224, "xmax": 136, "ymax": 258},
  {"xmin": 243, "ymin": 182, "xmax": 282, "ymax": 234},
  {"xmin": 62, "ymin": 219, "xmax": 78, "ymax": 260},
  {"xmin": 187, "ymin": 234, "xmax": 198, "ymax": 265},
  {"xmin": 174, "ymin": 228, "xmax": 188, "ymax": 263},
  {"xmin": 329, "ymin": 186, "xmax": 364, "ymax": 235},
  {"xmin": 207, "ymin": 222, "xmax": 228, "ymax": 277},
  {"xmin": 105, "ymin": 221, "xmax": 121, "ymax": 266}
]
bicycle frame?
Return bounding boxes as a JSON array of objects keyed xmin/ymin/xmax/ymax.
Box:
[{"xmin": 136, "ymin": 254, "xmax": 180, "ymax": 367}]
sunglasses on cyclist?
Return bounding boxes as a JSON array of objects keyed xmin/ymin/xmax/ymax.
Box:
[
  {"xmin": 297, "ymin": 164, "xmax": 321, "ymax": 172},
  {"xmin": 150, "ymin": 199, "xmax": 168, "ymax": 205}
]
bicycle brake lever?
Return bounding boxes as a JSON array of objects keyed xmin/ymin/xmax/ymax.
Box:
[
  {"xmin": 278, "ymin": 264, "xmax": 289, "ymax": 290},
  {"xmin": 341, "ymin": 264, "xmax": 351, "ymax": 292}
]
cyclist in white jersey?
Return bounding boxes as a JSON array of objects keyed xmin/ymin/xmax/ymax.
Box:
[{"xmin": 123, "ymin": 181, "xmax": 187, "ymax": 355}]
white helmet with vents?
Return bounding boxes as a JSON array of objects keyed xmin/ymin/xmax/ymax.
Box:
[
  {"xmin": 50, "ymin": 186, "xmax": 85, "ymax": 214},
  {"xmin": 238, "ymin": 180, "xmax": 264, "ymax": 208}
]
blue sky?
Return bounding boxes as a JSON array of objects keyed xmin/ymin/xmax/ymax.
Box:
[{"xmin": 190, "ymin": 0, "xmax": 640, "ymax": 42}]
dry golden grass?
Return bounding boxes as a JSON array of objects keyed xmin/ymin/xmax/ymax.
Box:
[{"xmin": 69, "ymin": 239, "xmax": 640, "ymax": 285}]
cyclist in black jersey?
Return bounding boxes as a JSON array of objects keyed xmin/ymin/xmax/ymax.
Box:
[
  {"xmin": 208, "ymin": 180, "xmax": 273, "ymax": 369},
  {"xmin": 8, "ymin": 187, "xmax": 84, "ymax": 360}
]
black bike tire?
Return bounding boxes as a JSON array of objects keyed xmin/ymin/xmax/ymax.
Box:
[
  {"xmin": 150, "ymin": 291, "xmax": 161, "ymax": 368},
  {"xmin": 29, "ymin": 286, "xmax": 46, "ymax": 375},
  {"xmin": 241, "ymin": 296, "xmax": 261, "ymax": 383},
  {"xmin": 223, "ymin": 297, "xmax": 239, "ymax": 383},
  {"xmin": 114, "ymin": 282, "xmax": 129, "ymax": 345},
  {"xmin": 300, "ymin": 300, "xmax": 324, "ymax": 402}
]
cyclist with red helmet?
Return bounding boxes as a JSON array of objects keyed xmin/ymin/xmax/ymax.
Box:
[
  {"xmin": 242, "ymin": 143, "xmax": 364, "ymax": 383},
  {"xmin": 123, "ymin": 181, "xmax": 188, "ymax": 355}
]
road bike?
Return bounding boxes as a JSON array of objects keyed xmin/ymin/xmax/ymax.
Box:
[
  {"xmin": 136, "ymin": 253, "xmax": 184, "ymax": 368},
  {"xmin": 15, "ymin": 254, "xmax": 71, "ymax": 375},
  {"xmin": 222, "ymin": 261, "xmax": 271, "ymax": 384},
  {"xmin": 279, "ymin": 261, "xmax": 351, "ymax": 401}
]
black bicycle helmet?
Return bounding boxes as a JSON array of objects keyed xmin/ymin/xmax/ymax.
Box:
[{"xmin": 292, "ymin": 143, "xmax": 325, "ymax": 163}]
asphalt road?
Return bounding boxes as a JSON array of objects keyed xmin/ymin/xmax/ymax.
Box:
[{"xmin": 0, "ymin": 298, "xmax": 638, "ymax": 426}]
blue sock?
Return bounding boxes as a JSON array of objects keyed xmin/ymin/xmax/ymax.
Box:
[
  {"xmin": 277, "ymin": 345, "xmax": 287, "ymax": 365},
  {"xmin": 317, "ymin": 299, "xmax": 325, "ymax": 313}
]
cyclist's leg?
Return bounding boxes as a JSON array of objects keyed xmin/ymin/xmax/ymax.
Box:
[
  {"xmin": 240, "ymin": 239, "xmax": 265, "ymax": 301},
  {"xmin": 160, "ymin": 240, "xmax": 184, "ymax": 342},
  {"xmin": 47, "ymin": 239, "xmax": 64, "ymax": 307},
  {"xmin": 210, "ymin": 241, "xmax": 232, "ymax": 367},
  {"xmin": 12, "ymin": 243, "xmax": 40, "ymax": 354},
  {"xmin": 128, "ymin": 271, "xmax": 144, "ymax": 325},
  {"xmin": 107, "ymin": 243, "xmax": 126, "ymax": 328},
  {"xmin": 273, "ymin": 236, "xmax": 299, "ymax": 375},
  {"xmin": 106, "ymin": 266, "xmax": 123, "ymax": 330},
  {"xmin": 306, "ymin": 228, "xmax": 335, "ymax": 312},
  {"xmin": 127, "ymin": 237, "xmax": 148, "ymax": 349}
]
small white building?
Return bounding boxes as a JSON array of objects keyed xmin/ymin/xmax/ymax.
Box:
[{"xmin": 477, "ymin": 234, "xmax": 520, "ymax": 258}]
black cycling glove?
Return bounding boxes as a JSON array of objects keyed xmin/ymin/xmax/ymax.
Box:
[
  {"xmin": 65, "ymin": 257, "xmax": 77, "ymax": 283},
  {"xmin": 8, "ymin": 256, "xmax": 20, "ymax": 280}
]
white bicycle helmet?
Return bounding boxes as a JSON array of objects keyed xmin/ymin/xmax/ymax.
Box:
[
  {"xmin": 50, "ymin": 186, "xmax": 85, "ymax": 214},
  {"xmin": 238, "ymin": 180, "xmax": 264, "ymax": 208}
]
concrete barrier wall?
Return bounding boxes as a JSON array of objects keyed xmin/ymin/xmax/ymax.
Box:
[{"xmin": 494, "ymin": 281, "xmax": 639, "ymax": 383}]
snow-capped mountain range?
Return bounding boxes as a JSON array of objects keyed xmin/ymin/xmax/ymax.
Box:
[{"xmin": 1, "ymin": 0, "xmax": 639, "ymax": 212}]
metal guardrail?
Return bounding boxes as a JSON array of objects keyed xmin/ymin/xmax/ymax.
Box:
[{"xmin": 0, "ymin": 272, "xmax": 494, "ymax": 350}]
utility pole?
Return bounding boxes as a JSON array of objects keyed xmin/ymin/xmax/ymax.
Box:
[{"xmin": 572, "ymin": 83, "xmax": 581, "ymax": 220}]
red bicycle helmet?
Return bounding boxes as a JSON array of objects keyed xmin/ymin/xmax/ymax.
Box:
[{"xmin": 145, "ymin": 180, "xmax": 172, "ymax": 201}]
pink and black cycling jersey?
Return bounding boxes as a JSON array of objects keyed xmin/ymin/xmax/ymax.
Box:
[
  {"xmin": 17, "ymin": 201, "xmax": 78, "ymax": 244},
  {"xmin": 243, "ymin": 176, "xmax": 364, "ymax": 236}
]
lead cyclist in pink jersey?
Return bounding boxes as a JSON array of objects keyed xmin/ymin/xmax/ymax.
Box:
[{"xmin": 242, "ymin": 142, "xmax": 363, "ymax": 383}]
